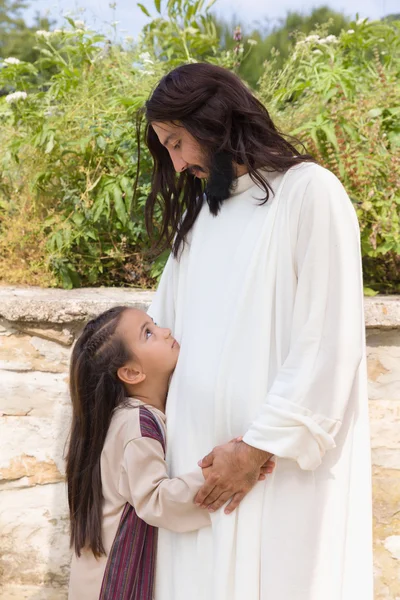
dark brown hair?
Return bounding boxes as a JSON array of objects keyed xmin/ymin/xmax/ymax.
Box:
[
  {"xmin": 144, "ymin": 62, "xmax": 314, "ymax": 257},
  {"xmin": 66, "ymin": 306, "xmax": 131, "ymax": 557}
]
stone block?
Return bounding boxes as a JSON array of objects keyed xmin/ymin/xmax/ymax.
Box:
[
  {"xmin": 0, "ymin": 416, "xmax": 70, "ymax": 482},
  {"xmin": 0, "ymin": 454, "xmax": 63, "ymax": 488},
  {"xmin": 16, "ymin": 325, "xmax": 75, "ymax": 346},
  {"xmin": 0, "ymin": 585, "xmax": 68, "ymax": 600},
  {"xmin": 0, "ymin": 370, "xmax": 69, "ymax": 417},
  {"xmin": 372, "ymin": 467, "xmax": 400, "ymax": 599},
  {"xmin": 369, "ymin": 401, "xmax": 400, "ymax": 451},
  {"xmin": 0, "ymin": 483, "xmax": 71, "ymax": 588},
  {"xmin": 0, "ymin": 287, "xmax": 153, "ymax": 324},
  {"xmin": 0, "ymin": 287, "xmax": 398, "ymax": 597},
  {"xmin": 0, "ymin": 318, "xmax": 16, "ymax": 336},
  {"xmin": 30, "ymin": 336, "xmax": 71, "ymax": 366},
  {"xmin": 0, "ymin": 334, "xmax": 70, "ymax": 374}
]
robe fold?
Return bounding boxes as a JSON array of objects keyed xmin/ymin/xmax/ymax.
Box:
[{"xmin": 149, "ymin": 162, "xmax": 373, "ymax": 600}]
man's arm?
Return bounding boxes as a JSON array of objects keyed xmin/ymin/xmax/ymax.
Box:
[{"xmin": 196, "ymin": 167, "xmax": 365, "ymax": 513}]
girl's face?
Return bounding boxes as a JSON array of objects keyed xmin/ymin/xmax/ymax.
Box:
[{"xmin": 116, "ymin": 308, "xmax": 179, "ymax": 379}]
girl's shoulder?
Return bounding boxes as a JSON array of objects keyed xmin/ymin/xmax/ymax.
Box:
[{"xmin": 109, "ymin": 400, "xmax": 166, "ymax": 449}]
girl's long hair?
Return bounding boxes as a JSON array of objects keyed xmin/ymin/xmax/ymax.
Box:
[
  {"xmin": 66, "ymin": 306, "xmax": 130, "ymax": 558},
  {"xmin": 144, "ymin": 62, "xmax": 315, "ymax": 257}
]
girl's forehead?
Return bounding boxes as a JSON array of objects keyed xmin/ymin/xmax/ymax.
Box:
[{"xmin": 117, "ymin": 308, "xmax": 149, "ymax": 334}]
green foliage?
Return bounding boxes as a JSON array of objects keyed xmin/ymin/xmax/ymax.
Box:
[
  {"xmin": 0, "ymin": 1, "xmax": 222, "ymax": 288},
  {"xmin": 0, "ymin": 0, "xmax": 54, "ymax": 63},
  {"xmin": 0, "ymin": 2, "xmax": 399, "ymax": 293},
  {"xmin": 216, "ymin": 6, "xmax": 350, "ymax": 88},
  {"xmin": 258, "ymin": 18, "xmax": 400, "ymax": 293},
  {"xmin": 140, "ymin": 0, "xmax": 219, "ymax": 65}
]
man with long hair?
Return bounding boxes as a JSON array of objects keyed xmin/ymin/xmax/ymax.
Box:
[{"xmin": 145, "ymin": 63, "xmax": 372, "ymax": 600}]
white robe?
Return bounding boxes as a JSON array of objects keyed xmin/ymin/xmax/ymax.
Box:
[{"xmin": 149, "ymin": 162, "xmax": 373, "ymax": 600}]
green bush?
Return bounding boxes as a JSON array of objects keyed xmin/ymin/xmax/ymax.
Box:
[
  {"xmin": 0, "ymin": 6, "xmax": 399, "ymax": 293},
  {"xmin": 0, "ymin": 2, "xmax": 228, "ymax": 288},
  {"xmin": 258, "ymin": 18, "xmax": 400, "ymax": 293}
]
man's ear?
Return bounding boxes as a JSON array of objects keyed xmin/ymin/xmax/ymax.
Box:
[{"xmin": 117, "ymin": 365, "xmax": 146, "ymax": 386}]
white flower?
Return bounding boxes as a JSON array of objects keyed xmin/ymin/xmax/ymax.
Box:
[
  {"xmin": 5, "ymin": 91, "xmax": 27, "ymax": 104},
  {"xmin": 53, "ymin": 29, "xmax": 64, "ymax": 34},
  {"xmin": 74, "ymin": 20, "xmax": 85, "ymax": 29},
  {"xmin": 313, "ymin": 49, "xmax": 323, "ymax": 55},
  {"xmin": 139, "ymin": 51, "xmax": 153, "ymax": 64},
  {"xmin": 347, "ymin": 29, "xmax": 355, "ymax": 34},
  {"xmin": 3, "ymin": 57, "xmax": 21, "ymax": 65},
  {"xmin": 142, "ymin": 68, "xmax": 155, "ymax": 76},
  {"xmin": 247, "ymin": 38, "xmax": 258, "ymax": 46},
  {"xmin": 356, "ymin": 17, "xmax": 367, "ymax": 25},
  {"xmin": 36, "ymin": 30, "xmax": 51, "ymax": 38},
  {"xmin": 305, "ymin": 34, "xmax": 320, "ymax": 43},
  {"xmin": 323, "ymin": 35, "xmax": 338, "ymax": 44}
]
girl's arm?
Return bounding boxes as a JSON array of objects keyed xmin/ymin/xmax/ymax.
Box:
[{"xmin": 118, "ymin": 436, "xmax": 211, "ymax": 532}]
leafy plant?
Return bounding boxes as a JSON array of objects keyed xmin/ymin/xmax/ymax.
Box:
[
  {"xmin": 0, "ymin": 5, "xmax": 399, "ymax": 293},
  {"xmin": 258, "ymin": 18, "xmax": 400, "ymax": 292}
]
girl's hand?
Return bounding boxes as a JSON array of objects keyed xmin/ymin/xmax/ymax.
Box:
[{"xmin": 259, "ymin": 458, "xmax": 275, "ymax": 480}]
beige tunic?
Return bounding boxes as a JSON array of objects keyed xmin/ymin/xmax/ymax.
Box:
[{"xmin": 68, "ymin": 398, "xmax": 210, "ymax": 600}]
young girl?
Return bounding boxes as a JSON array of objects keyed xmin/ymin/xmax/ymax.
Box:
[{"xmin": 66, "ymin": 306, "xmax": 273, "ymax": 600}]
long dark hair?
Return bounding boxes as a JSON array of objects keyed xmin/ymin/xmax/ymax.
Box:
[
  {"xmin": 66, "ymin": 306, "xmax": 131, "ymax": 558},
  {"xmin": 144, "ymin": 62, "xmax": 314, "ymax": 257}
]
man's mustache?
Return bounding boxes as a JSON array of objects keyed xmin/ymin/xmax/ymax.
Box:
[{"xmin": 188, "ymin": 165, "xmax": 206, "ymax": 175}]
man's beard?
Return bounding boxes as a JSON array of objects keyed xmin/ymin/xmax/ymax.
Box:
[{"xmin": 204, "ymin": 151, "xmax": 235, "ymax": 216}]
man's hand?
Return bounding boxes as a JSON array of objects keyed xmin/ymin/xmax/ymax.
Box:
[
  {"xmin": 201, "ymin": 457, "xmax": 275, "ymax": 483},
  {"xmin": 196, "ymin": 440, "xmax": 273, "ymax": 515}
]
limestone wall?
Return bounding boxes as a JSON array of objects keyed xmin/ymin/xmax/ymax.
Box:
[{"xmin": 0, "ymin": 287, "xmax": 399, "ymax": 599}]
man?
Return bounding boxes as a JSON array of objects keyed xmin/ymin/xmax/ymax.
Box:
[{"xmin": 145, "ymin": 63, "xmax": 373, "ymax": 600}]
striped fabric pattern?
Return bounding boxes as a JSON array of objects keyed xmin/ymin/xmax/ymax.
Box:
[{"xmin": 99, "ymin": 407, "xmax": 165, "ymax": 600}]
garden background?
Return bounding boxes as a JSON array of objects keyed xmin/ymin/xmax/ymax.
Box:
[
  {"xmin": 0, "ymin": 0, "xmax": 399, "ymax": 294},
  {"xmin": 0, "ymin": 2, "xmax": 400, "ymax": 598}
]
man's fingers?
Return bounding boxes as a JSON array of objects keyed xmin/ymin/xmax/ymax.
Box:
[
  {"xmin": 225, "ymin": 492, "xmax": 246, "ymax": 515},
  {"xmin": 197, "ymin": 450, "xmax": 215, "ymax": 469},
  {"xmin": 261, "ymin": 463, "xmax": 274, "ymax": 474},
  {"xmin": 200, "ymin": 485, "xmax": 231, "ymax": 508},
  {"xmin": 194, "ymin": 479, "xmax": 217, "ymax": 506},
  {"xmin": 207, "ymin": 491, "xmax": 232, "ymax": 513}
]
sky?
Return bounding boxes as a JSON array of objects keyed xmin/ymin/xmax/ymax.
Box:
[{"xmin": 24, "ymin": 0, "xmax": 400, "ymax": 39}]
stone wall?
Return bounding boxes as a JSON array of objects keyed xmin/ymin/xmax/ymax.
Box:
[{"xmin": 0, "ymin": 287, "xmax": 399, "ymax": 599}]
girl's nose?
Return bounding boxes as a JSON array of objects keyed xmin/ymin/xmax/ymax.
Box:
[{"xmin": 162, "ymin": 328, "xmax": 171, "ymax": 338}]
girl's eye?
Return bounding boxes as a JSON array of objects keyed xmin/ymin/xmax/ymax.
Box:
[
  {"xmin": 145, "ymin": 328, "xmax": 153, "ymax": 339},
  {"xmin": 173, "ymin": 142, "xmax": 181, "ymax": 150}
]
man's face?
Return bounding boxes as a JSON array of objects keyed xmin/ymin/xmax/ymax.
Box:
[{"xmin": 152, "ymin": 121, "xmax": 209, "ymax": 178}]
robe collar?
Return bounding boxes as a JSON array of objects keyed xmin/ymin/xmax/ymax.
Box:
[{"xmin": 230, "ymin": 169, "xmax": 281, "ymax": 196}]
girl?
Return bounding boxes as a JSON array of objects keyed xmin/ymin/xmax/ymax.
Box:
[{"xmin": 66, "ymin": 306, "xmax": 273, "ymax": 600}]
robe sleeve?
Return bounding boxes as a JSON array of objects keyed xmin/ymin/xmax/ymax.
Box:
[
  {"xmin": 147, "ymin": 254, "xmax": 176, "ymax": 331},
  {"xmin": 118, "ymin": 436, "xmax": 211, "ymax": 532},
  {"xmin": 243, "ymin": 167, "xmax": 365, "ymax": 471}
]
